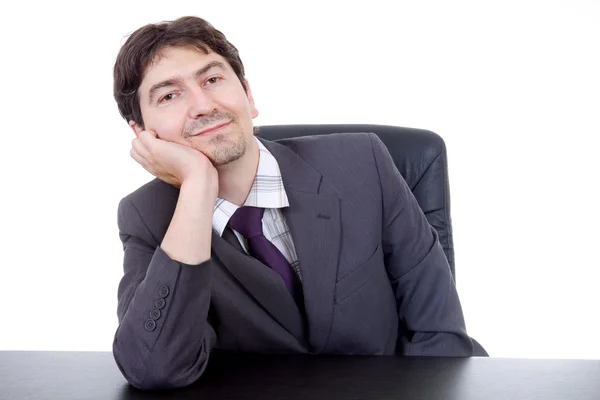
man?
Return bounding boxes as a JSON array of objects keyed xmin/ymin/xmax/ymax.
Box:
[{"xmin": 112, "ymin": 16, "xmax": 474, "ymax": 390}]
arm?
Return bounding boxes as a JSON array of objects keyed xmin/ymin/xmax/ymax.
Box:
[
  {"xmin": 113, "ymin": 178, "xmax": 219, "ymax": 389},
  {"xmin": 368, "ymin": 133, "xmax": 474, "ymax": 357},
  {"xmin": 113, "ymin": 128, "xmax": 222, "ymax": 388}
]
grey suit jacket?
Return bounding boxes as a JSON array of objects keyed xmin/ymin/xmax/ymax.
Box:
[{"xmin": 113, "ymin": 132, "xmax": 473, "ymax": 390}]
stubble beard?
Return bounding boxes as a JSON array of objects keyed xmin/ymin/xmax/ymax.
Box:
[
  {"xmin": 183, "ymin": 111, "xmax": 248, "ymax": 167},
  {"xmin": 194, "ymin": 129, "xmax": 247, "ymax": 167}
]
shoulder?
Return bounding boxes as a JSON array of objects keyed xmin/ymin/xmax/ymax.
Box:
[
  {"xmin": 261, "ymin": 132, "xmax": 386, "ymax": 198},
  {"xmin": 264, "ymin": 132, "xmax": 381, "ymax": 169},
  {"xmin": 270, "ymin": 131, "xmax": 376, "ymax": 153},
  {"xmin": 117, "ymin": 178, "xmax": 179, "ymax": 241},
  {"xmin": 119, "ymin": 178, "xmax": 178, "ymax": 211}
]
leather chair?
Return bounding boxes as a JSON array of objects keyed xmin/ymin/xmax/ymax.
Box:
[{"xmin": 257, "ymin": 124, "xmax": 488, "ymax": 357}]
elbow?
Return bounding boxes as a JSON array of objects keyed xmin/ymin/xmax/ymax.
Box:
[
  {"xmin": 113, "ymin": 337, "xmax": 209, "ymax": 390},
  {"xmin": 133, "ymin": 367, "xmax": 206, "ymax": 391},
  {"xmin": 113, "ymin": 349, "xmax": 190, "ymax": 390},
  {"xmin": 112, "ymin": 338, "xmax": 155, "ymax": 390}
]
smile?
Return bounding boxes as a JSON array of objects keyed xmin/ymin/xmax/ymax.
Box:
[{"xmin": 190, "ymin": 121, "xmax": 231, "ymax": 137}]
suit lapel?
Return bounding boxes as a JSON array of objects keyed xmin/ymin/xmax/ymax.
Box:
[
  {"xmin": 211, "ymin": 230, "xmax": 306, "ymax": 339},
  {"xmin": 261, "ymin": 138, "xmax": 341, "ymax": 353}
]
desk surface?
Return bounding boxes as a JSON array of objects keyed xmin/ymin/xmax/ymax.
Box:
[{"xmin": 1, "ymin": 351, "xmax": 599, "ymax": 400}]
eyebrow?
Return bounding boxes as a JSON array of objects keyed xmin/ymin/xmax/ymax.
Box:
[{"xmin": 147, "ymin": 61, "xmax": 227, "ymax": 104}]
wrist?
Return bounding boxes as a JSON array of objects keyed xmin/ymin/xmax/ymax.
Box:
[{"xmin": 181, "ymin": 172, "xmax": 218, "ymax": 200}]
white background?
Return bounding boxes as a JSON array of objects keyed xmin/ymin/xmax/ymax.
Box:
[{"xmin": 0, "ymin": 0, "xmax": 598, "ymax": 359}]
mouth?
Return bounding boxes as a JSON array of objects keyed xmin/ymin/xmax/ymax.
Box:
[{"xmin": 190, "ymin": 121, "xmax": 231, "ymax": 137}]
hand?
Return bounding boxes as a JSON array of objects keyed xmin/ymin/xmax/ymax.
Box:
[{"xmin": 130, "ymin": 130, "xmax": 218, "ymax": 192}]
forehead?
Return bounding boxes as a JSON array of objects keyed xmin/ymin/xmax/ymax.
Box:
[{"xmin": 139, "ymin": 46, "xmax": 230, "ymax": 94}]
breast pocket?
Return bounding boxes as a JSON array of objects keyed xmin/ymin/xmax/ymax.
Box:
[{"xmin": 335, "ymin": 245, "xmax": 384, "ymax": 304}]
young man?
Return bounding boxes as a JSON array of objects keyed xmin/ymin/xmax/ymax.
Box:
[{"xmin": 113, "ymin": 16, "xmax": 474, "ymax": 390}]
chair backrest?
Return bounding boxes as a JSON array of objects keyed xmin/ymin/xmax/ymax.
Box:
[{"xmin": 257, "ymin": 124, "xmax": 456, "ymax": 279}]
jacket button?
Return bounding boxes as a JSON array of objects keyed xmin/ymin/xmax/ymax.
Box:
[
  {"xmin": 144, "ymin": 319, "xmax": 156, "ymax": 332},
  {"xmin": 150, "ymin": 309, "xmax": 161, "ymax": 320},
  {"xmin": 158, "ymin": 285, "xmax": 170, "ymax": 298},
  {"xmin": 155, "ymin": 298, "xmax": 166, "ymax": 310}
]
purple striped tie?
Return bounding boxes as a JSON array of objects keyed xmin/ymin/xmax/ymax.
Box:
[{"xmin": 229, "ymin": 206, "xmax": 302, "ymax": 304}]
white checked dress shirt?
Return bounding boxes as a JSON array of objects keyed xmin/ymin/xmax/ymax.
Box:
[{"xmin": 211, "ymin": 138, "xmax": 302, "ymax": 281}]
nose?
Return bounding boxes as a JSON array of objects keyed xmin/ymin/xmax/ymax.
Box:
[{"xmin": 186, "ymin": 85, "xmax": 216, "ymax": 118}]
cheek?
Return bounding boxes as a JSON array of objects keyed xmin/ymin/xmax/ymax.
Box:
[
  {"xmin": 219, "ymin": 87, "xmax": 252, "ymax": 116},
  {"xmin": 230, "ymin": 98, "xmax": 256, "ymax": 123},
  {"xmin": 146, "ymin": 110, "xmax": 186, "ymax": 142}
]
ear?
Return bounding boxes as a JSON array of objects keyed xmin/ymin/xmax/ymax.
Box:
[
  {"xmin": 244, "ymin": 79, "xmax": 259, "ymax": 119},
  {"xmin": 129, "ymin": 120, "xmax": 143, "ymax": 137}
]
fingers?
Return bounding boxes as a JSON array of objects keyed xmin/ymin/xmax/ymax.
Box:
[
  {"xmin": 138, "ymin": 129, "xmax": 158, "ymax": 140},
  {"xmin": 130, "ymin": 145, "xmax": 155, "ymax": 173},
  {"xmin": 131, "ymin": 129, "xmax": 159, "ymax": 158},
  {"xmin": 130, "ymin": 130, "xmax": 157, "ymax": 173},
  {"xmin": 129, "ymin": 147, "xmax": 146, "ymax": 166},
  {"xmin": 130, "ymin": 130, "xmax": 163, "ymax": 176},
  {"xmin": 131, "ymin": 136, "xmax": 150, "ymax": 160},
  {"xmin": 128, "ymin": 128, "xmax": 186, "ymax": 188}
]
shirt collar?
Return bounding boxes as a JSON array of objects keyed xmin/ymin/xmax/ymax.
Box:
[{"xmin": 212, "ymin": 137, "xmax": 289, "ymax": 236}]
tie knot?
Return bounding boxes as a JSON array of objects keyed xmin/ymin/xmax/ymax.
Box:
[{"xmin": 229, "ymin": 206, "xmax": 265, "ymax": 239}]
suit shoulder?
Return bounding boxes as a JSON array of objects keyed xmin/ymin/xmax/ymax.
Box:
[
  {"xmin": 117, "ymin": 178, "xmax": 179, "ymax": 241},
  {"xmin": 119, "ymin": 178, "xmax": 177, "ymax": 210},
  {"xmin": 272, "ymin": 132, "xmax": 378, "ymax": 164},
  {"xmin": 269, "ymin": 132, "xmax": 381, "ymax": 191},
  {"xmin": 274, "ymin": 131, "xmax": 375, "ymax": 151}
]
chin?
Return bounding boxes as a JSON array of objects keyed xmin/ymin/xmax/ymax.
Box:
[
  {"xmin": 204, "ymin": 135, "xmax": 247, "ymax": 166},
  {"xmin": 210, "ymin": 150, "xmax": 245, "ymax": 167}
]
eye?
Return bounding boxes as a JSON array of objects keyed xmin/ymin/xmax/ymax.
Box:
[
  {"xmin": 206, "ymin": 76, "xmax": 223, "ymax": 85},
  {"xmin": 158, "ymin": 93, "xmax": 177, "ymax": 104}
]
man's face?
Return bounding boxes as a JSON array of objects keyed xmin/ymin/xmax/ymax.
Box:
[{"xmin": 134, "ymin": 45, "xmax": 259, "ymax": 166}]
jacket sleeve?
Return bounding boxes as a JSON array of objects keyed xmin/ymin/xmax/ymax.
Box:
[
  {"xmin": 368, "ymin": 133, "xmax": 474, "ymax": 357},
  {"xmin": 113, "ymin": 197, "xmax": 218, "ymax": 389}
]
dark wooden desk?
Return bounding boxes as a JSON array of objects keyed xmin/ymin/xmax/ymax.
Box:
[{"xmin": 1, "ymin": 351, "xmax": 599, "ymax": 399}]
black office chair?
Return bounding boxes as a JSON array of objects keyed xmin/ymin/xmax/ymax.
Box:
[{"xmin": 257, "ymin": 124, "xmax": 488, "ymax": 357}]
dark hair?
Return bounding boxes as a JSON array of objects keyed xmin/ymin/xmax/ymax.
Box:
[{"xmin": 113, "ymin": 16, "xmax": 247, "ymax": 129}]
